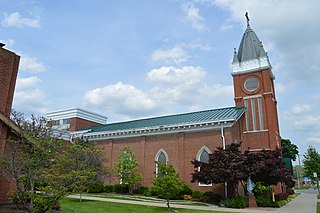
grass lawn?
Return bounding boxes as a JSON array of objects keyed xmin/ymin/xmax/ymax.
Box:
[
  {"xmin": 317, "ymin": 202, "xmax": 320, "ymax": 213},
  {"xmin": 60, "ymin": 198, "xmax": 235, "ymax": 213}
]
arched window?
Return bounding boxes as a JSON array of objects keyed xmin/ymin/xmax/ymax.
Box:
[
  {"xmin": 199, "ymin": 149, "xmax": 209, "ymax": 163},
  {"xmin": 155, "ymin": 149, "xmax": 168, "ymax": 177},
  {"xmin": 158, "ymin": 152, "xmax": 167, "ymax": 164},
  {"xmin": 196, "ymin": 146, "xmax": 212, "ymax": 186}
]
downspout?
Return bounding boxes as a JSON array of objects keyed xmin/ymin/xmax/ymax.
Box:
[{"xmin": 221, "ymin": 123, "xmax": 227, "ymax": 199}]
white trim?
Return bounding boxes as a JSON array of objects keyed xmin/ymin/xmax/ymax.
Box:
[
  {"xmin": 196, "ymin": 146, "xmax": 212, "ymax": 160},
  {"xmin": 197, "ymin": 146, "xmax": 212, "ymax": 187},
  {"xmin": 243, "ymin": 94, "xmax": 262, "ymax": 99},
  {"xmin": 263, "ymin": 92, "xmax": 273, "ymax": 96},
  {"xmin": 155, "ymin": 148, "xmax": 169, "ymax": 163},
  {"xmin": 46, "ymin": 108, "xmax": 108, "ymax": 125},
  {"xmin": 248, "ymin": 148, "xmax": 271, "ymax": 152},
  {"xmin": 78, "ymin": 120, "xmax": 237, "ymax": 142},
  {"xmin": 155, "ymin": 149, "xmax": 169, "ymax": 177},
  {"xmin": 232, "ymin": 56, "xmax": 272, "ymax": 73},
  {"xmin": 244, "ymin": 129, "xmax": 269, "ymax": 134}
]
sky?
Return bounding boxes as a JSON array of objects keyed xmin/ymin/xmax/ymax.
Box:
[{"xmin": 1, "ymin": 0, "xmax": 319, "ymax": 163}]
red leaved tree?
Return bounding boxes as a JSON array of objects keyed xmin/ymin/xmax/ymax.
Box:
[{"xmin": 191, "ymin": 143, "xmax": 293, "ymax": 198}]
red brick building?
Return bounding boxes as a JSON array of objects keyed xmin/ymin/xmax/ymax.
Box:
[
  {"xmin": 0, "ymin": 43, "xmax": 21, "ymax": 204},
  {"xmin": 68, "ymin": 20, "xmax": 281, "ymax": 194}
]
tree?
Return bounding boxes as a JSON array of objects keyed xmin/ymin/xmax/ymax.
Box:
[
  {"xmin": 115, "ymin": 147, "xmax": 142, "ymax": 194},
  {"xmin": 0, "ymin": 114, "xmax": 64, "ymax": 212},
  {"xmin": 192, "ymin": 143, "xmax": 293, "ymax": 197},
  {"xmin": 244, "ymin": 148, "xmax": 292, "ymax": 187},
  {"xmin": 281, "ymin": 138, "xmax": 299, "ymax": 161},
  {"xmin": 152, "ymin": 163, "xmax": 185, "ymax": 212},
  {"xmin": 303, "ymin": 146, "xmax": 320, "ymax": 180},
  {"xmin": 42, "ymin": 139, "xmax": 108, "ymax": 202},
  {"xmin": 0, "ymin": 112, "xmax": 108, "ymax": 212},
  {"xmin": 191, "ymin": 143, "xmax": 246, "ymax": 197}
]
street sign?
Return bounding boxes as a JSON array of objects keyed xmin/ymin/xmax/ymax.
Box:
[{"xmin": 314, "ymin": 172, "xmax": 318, "ymax": 178}]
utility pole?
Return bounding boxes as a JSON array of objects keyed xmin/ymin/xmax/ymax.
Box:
[{"xmin": 298, "ymin": 154, "xmax": 302, "ymax": 187}]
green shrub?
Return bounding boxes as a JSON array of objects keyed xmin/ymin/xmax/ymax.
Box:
[
  {"xmin": 113, "ymin": 184, "xmax": 129, "ymax": 194},
  {"xmin": 224, "ymin": 196, "xmax": 247, "ymax": 209},
  {"xmin": 192, "ymin": 190, "xmax": 203, "ymax": 199},
  {"xmin": 180, "ymin": 183, "xmax": 192, "ymax": 197},
  {"xmin": 86, "ymin": 182, "xmax": 104, "ymax": 193},
  {"xmin": 256, "ymin": 195, "xmax": 276, "ymax": 207},
  {"xmin": 143, "ymin": 187, "xmax": 158, "ymax": 197},
  {"xmin": 253, "ymin": 182, "xmax": 271, "ymax": 196},
  {"xmin": 133, "ymin": 186, "xmax": 149, "ymax": 195},
  {"xmin": 104, "ymin": 185, "xmax": 114, "ymax": 193},
  {"xmin": 200, "ymin": 191, "xmax": 222, "ymax": 204}
]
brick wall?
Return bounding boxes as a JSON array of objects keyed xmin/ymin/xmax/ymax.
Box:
[
  {"xmin": 95, "ymin": 126, "xmax": 238, "ymax": 195},
  {"xmin": 233, "ymin": 68, "xmax": 280, "ymax": 151},
  {"xmin": 0, "ymin": 46, "xmax": 20, "ymax": 204},
  {"xmin": 69, "ymin": 117, "xmax": 103, "ymax": 131}
]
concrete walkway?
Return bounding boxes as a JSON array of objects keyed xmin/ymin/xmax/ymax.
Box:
[{"xmin": 68, "ymin": 192, "xmax": 317, "ymax": 213}]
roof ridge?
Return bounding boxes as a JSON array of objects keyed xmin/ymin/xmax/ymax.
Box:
[{"xmin": 101, "ymin": 106, "xmax": 240, "ymax": 126}]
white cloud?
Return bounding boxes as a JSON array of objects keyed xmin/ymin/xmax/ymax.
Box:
[
  {"xmin": 182, "ymin": 41, "xmax": 212, "ymax": 51},
  {"xmin": 151, "ymin": 46, "xmax": 189, "ymax": 64},
  {"xmin": 147, "ymin": 66, "xmax": 206, "ymax": 84},
  {"xmin": 182, "ymin": 3, "xmax": 207, "ymax": 32},
  {"xmin": 294, "ymin": 115, "xmax": 320, "ymax": 130},
  {"xmin": 1, "ymin": 12, "xmax": 40, "ymax": 28},
  {"xmin": 13, "ymin": 76, "xmax": 49, "ymax": 115},
  {"xmin": 307, "ymin": 135, "xmax": 320, "ymax": 144},
  {"xmin": 291, "ymin": 104, "xmax": 312, "ymax": 114},
  {"xmin": 19, "ymin": 54, "xmax": 46, "ymax": 73},
  {"xmin": 283, "ymin": 104, "xmax": 313, "ymax": 120},
  {"xmin": 83, "ymin": 66, "xmax": 233, "ymax": 119},
  {"xmin": 83, "ymin": 81, "xmax": 157, "ymax": 117}
]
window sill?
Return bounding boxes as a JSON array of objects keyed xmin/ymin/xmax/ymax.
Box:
[{"xmin": 244, "ymin": 129, "xmax": 269, "ymax": 134}]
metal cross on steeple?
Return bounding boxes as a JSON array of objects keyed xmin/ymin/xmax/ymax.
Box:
[{"xmin": 245, "ymin": 12, "xmax": 250, "ymax": 27}]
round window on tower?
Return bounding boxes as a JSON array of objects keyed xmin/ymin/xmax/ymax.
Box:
[{"xmin": 244, "ymin": 77, "xmax": 259, "ymax": 92}]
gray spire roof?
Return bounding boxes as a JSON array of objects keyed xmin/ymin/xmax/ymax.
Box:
[{"xmin": 235, "ymin": 24, "xmax": 267, "ymax": 63}]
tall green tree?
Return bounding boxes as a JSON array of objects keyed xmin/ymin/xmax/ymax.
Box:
[
  {"xmin": 115, "ymin": 147, "xmax": 142, "ymax": 194},
  {"xmin": 303, "ymin": 146, "xmax": 320, "ymax": 180},
  {"xmin": 42, "ymin": 139, "xmax": 108, "ymax": 202},
  {"xmin": 281, "ymin": 138, "xmax": 299, "ymax": 161},
  {"xmin": 152, "ymin": 163, "xmax": 184, "ymax": 212}
]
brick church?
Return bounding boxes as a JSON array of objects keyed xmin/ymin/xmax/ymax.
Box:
[
  {"xmin": 49, "ymin": 17, "xmax": 281, "ymax": 193},
  {"xmin": 0, "ymin": 16, "xmax": 281, "ymax": 202}
]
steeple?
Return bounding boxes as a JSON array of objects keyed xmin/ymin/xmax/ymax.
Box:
[
  {"xmin": 232, "ymin": 13, "xmax": 271, "ymax": 75},
  {"xmin": 231, "ymin": 13, "xmax": 280, "ymax": 152}
]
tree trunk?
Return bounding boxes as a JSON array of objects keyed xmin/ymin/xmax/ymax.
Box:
[{"xmin": 166, "ymin": 198, "xmax": 171, "ymax": 212}]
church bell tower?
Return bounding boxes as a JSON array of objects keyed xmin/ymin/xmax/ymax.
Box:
[{"xmin": 232, "ymin": 13, "xmax": 280, "ymax": 151}]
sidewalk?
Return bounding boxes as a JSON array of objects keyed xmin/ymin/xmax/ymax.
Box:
[{"xmin": 68, "ymin": 192, "xmax": 317, "ymax": 213}]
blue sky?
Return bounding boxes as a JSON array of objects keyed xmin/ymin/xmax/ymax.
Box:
[{"xmin": 1, "ymin": 0, "xmax": 320, "ymax": 162}]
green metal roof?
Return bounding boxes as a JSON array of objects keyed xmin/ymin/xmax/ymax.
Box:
[{"xmin": 83, "ymin": 107, "xmax": 245, "ymax": 133}]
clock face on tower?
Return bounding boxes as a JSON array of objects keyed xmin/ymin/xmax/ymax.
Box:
[{"xmin": 244, "ymin": 77, "xmax": 259, "ymax": 92}]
